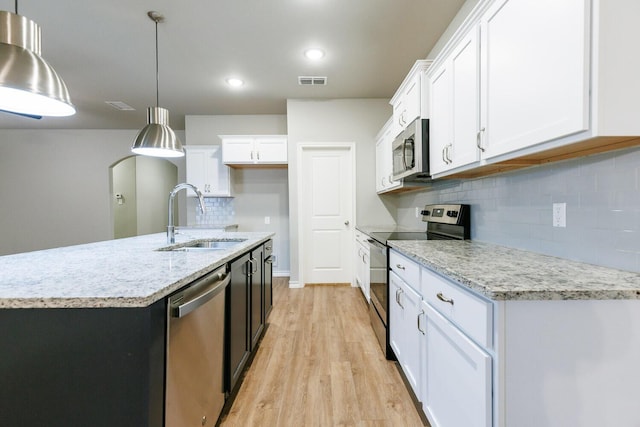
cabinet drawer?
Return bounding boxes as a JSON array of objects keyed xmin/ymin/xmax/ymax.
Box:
[
  {"xmin": 422, "ymin": 267, "xmax": 492, "ymax": 348},
  {"xmin": 355, "ymin": 230, "xmax": 369, "ymax": 247},
  {"xmin": 389, "ymin": 250, "xmax": 420, "ymax": 290}
]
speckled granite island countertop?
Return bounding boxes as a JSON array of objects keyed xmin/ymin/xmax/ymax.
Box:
[
  {"xmin": 0, "ymin": 230, "xmax": 274, "ymax": 309},
  {"xmin": 388, "ymin": 240, "xmax": 640, "ymax": 301}
]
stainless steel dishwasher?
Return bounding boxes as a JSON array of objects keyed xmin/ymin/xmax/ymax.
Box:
[{"xmin": 165, "ymin": 265, "xmax": 229, "ymax": 427}]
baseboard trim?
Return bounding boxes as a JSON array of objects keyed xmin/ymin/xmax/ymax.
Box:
[
  {"xmin": 288, "ymin": 281, "xmax": 303, "ymax": 289},
  {"xmin": 274, "ymin": 270, "xmax": 290, "ymax": 277}
]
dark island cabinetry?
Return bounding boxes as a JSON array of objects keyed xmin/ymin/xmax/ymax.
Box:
[{"xmin": 0, "ymin": 301, "xmax": 166, "ymax": 427}]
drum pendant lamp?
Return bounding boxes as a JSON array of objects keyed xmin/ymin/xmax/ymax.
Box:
[
  {"xmin": 0, "ymin": 1, "xmax": 76, "ymax": 118},
  {"xmin": 131, "ymin": 11, "xmax": 184, "ymax": 158}
]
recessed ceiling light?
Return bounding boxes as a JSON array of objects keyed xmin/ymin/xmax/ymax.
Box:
[
  {"xmin": 304, "ymin": 48, "xmax": 325, "ymax": 60},
  {"xmin": 226, "ymin": 78, "xmax": 244, "ymax": 88}
]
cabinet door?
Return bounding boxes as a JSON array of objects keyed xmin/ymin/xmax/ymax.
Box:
[
  {"xmin": 362, "ymin": 246, "xmax": 370, "ymax": 302},
  {"xmin": 449, "ymin": 26, "xmax": 480, "ymax": 170},
  {"xmin": 226, "ymin": 253, "xmax": 251, "ymax": 393},
  {"xmin": 185, "ymin": 146, "xmax": 232, "ymax": 197},
  {"xmin": 403, "ymin": 72, "xmax": 422, "ymax": 125},
  {"xmin": 354, "ymin": 238, "xmax": 364, "ymax": 290},
  {"xmin": 264, "ymin": 246, "xmax": 273, "ymax": 320},
  {"xmin": 480, "ymin": 0, "xmax": 589, "ymax": 159},
  {"xmin": 428, "ymin": 62, "xmax": 452, "ymax": 176},
  {"xmin": 398, "ymin": 279, "xmax": 423, "ymax": 401},
  {"xmin": 375, "ymin": 138, "xmax": 386, "ymax": 193},
  {"xmin": 389, "ymin": 271, "xmax": 404, "ymax": 360},
  {"xmin": 249, "ymin": 246, "xmax": 264, "ymax": 350},
  {"xmin": 222, "ymin": 137, "xmax": 255, "ymax": 164},
  {"xmin": 255, "ymin": 137, "xmax": 287, "ymax": 163},
  {"xmin": 423, "ymin": 301, "xmax": 492, "ymax": 427}
]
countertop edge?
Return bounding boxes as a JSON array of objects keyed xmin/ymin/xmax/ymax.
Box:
[
  {"xmin": 387, "ymin": 241, "xmax": 640, "ymax": 301},
  {"xmin": 0, "ymin": 233, "xmax": 275, "ymax": 309}
]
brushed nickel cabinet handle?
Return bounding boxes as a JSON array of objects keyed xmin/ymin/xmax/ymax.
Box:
[
  {"xmin": 476, "ymin": 127, "xmax": 486, "ymax": 152},
  {"xmin": 417, "ymin": 310, "xmax": 425, "ymax": 335},
  {"xmin": 436, "ymin": 292, "xmax": 454, "ymax": 305},
  {"xmin": 396, "ymin": 264, "xmax": 405, "ymax": 270},
  {"xmin": 397, "ymin": 289, "xmax": 404, "ymax": 309}
]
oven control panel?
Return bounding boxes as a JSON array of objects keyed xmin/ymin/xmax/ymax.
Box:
[{"xmin": 421, "ymin": 204, "xmax": 468, "ymax": 225}]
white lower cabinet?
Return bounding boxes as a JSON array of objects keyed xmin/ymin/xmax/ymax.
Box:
[
  {"xmin": 389, "ymin": 269, "xmax": 424, "ymax": 402},
  {"xmin": 422, "ymin": 301, "xmax": 492, "ymax": 427},
  {"xmin": 354, "ymin": 231, "xmax": 370, "ymax": 302}
]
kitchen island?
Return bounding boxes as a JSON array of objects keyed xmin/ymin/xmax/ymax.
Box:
[
  {"xmin": 0, "ymin": 230, "xmax": 274, "ymax": 427},
  {"xmin": 387, "ymin": 240, "xmax": 640, "ymax": 427}
]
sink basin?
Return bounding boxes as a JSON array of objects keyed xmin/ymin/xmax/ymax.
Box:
[
  {"xmin": 187, "ymin": 240, "xmax": 244, "ymax": 249},
  {"xmin": 159, "ymin": 238, "xmax": 247, "ymax": 252}
]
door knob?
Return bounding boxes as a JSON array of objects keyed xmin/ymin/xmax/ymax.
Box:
[{"xmin": 344, "ymin": 220, "xmax": 350, "ymax": 226}]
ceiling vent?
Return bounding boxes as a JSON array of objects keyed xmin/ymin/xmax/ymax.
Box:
[
  {"xmin": 298, "ymin": 76, "xmax": 327, "ymax": 86},
  {"xmin": 105, "ymin": 101, "xmax": 135, "ymax": 111}
]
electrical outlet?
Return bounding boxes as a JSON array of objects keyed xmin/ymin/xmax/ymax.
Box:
[
  {"xmin": 264, "ymin": 216, "xmax": 271, "ymax": 225},
  {"xmin": 553, "ymin": 203, "xmax": 566, "ymax": 227},
  {"xmin": 415, "ymin": 207, "xmax": 420, "ymax": 218}
]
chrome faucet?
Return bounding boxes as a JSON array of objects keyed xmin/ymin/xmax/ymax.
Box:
[{"xmin": 167, "ymin": 183, "xmax": 206, "ymax": 244}]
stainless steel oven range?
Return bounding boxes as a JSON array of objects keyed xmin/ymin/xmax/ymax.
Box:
[{"xmin": 367, "ymin": 203, "xmax": 470, "ymax": 359}]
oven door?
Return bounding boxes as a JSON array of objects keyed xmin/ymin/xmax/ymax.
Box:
[{"xmin": 368, "ymin": 237, "xmax": 394, "ymax": 359}]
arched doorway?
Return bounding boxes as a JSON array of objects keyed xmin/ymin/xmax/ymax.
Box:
[{"xmin": 109, "ymin": 156, "xmax": 178, "ymax": 239}]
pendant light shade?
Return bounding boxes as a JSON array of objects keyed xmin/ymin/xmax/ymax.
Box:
[
  {"xmin": 131, "ymin": 11, "xmax": 184, "ymax": 158},
  {"xmin": 131, "ymin": 107, "xmax": 183, "ymax": 158},
  {"xmin": 0, "ymin": 10, "xmax": 75, "ymax": 117}
]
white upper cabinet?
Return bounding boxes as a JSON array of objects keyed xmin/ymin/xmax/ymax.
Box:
[
  {"xmin": 390, "ymin": 60, "xmax": 432, "ymax": 137},
  {"xmin": 428, "ymin": 0, "xmax": 640, "ymax": 179},
  {"xmin": 479, "ymin": 0, "xmax": 589, "ymax": 159},
  {"xmin": 375, "ymin": 118, "xmax": 402, "ymax": 193},
  {"xmin": 184, "ymin": 145, "xmax": 233, "ymax": 197},
  {"xmin": 429, "ymin": 25, "xmax": 481, "ymax": 175},
  {"xmin": 221, "ymin": 135, "xmax": 287, "ymax": 166}
]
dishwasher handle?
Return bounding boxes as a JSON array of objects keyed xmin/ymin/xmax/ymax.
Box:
[{"xmin": 170, "ymin": 269, "xmax": 230, "ymax": 318}]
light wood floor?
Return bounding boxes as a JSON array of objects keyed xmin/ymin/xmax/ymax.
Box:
[{"xmin": 219, "ymin": 278, "xmax": 426, "ymax": 427}]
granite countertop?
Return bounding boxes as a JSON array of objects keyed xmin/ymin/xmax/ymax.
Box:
[
  {"xmin": 389, "ymin": 240, "xmax": 640, "ymax": 301},
  {"xmin": 0, "ymin": 230, "xmax": 274, "ymax": 309}
]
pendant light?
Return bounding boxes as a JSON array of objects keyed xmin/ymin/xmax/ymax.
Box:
[
  {"xmin": 0, "ymin": 1, "xmax": 75, "ymax": 118},
  {"xmin": 131, "ymin": 11, "xmax": 184, "ymax": 158}
]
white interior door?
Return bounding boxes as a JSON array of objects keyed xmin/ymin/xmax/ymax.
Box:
[{"xmin": 299, "ymin": 144, "xmax": 354, "ymax": 285}]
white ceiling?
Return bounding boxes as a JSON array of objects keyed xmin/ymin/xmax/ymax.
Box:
[{"xmin": 0, "ymin": 0, "xmax": 465, "ymax": 130}]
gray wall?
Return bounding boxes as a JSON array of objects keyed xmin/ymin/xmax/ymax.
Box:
[
  {"xmin": 286, "ymin": 99, "xmax": 396, "ymax": 285},
  {"xmin": 0, "ymin": 129, "xmax": 185, "ymax": 256},
  {"xmin": 394, "ymin": 146, "xmax": 640, "ymax": 272},
  {"xmin": 184, "ymin": 115, "xmax": 290, "ymax": 275}
]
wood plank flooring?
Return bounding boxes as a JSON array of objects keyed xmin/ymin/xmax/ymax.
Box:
[{"xmin": 219, "ymin": 279, "xmax": 426, "ymax": 427}]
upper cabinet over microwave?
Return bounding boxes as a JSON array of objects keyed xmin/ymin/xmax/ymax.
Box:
[
  {"xmin": 427, "ymin": 0, "xmax": 640, "ymax": 179},
  {"xmin": 390, "ymin": 60, "xmax": 433, "ymax": 138}
]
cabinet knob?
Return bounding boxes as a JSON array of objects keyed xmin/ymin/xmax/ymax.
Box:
[
  {"xmin": 344, "ymin": 220, "xmax": 350, "ymax": 226},
  {"xmin": 396, "ymin": 264, "xmax": 405, "ymax": 270}
]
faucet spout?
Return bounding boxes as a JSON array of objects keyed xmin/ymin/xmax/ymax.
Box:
[{"xmin": 167, "ymin": 183, "xmax": 206, "ymax": 244}]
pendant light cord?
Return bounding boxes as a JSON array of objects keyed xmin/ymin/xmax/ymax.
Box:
[
  {"xmin": 155, "ymin": 19, "xmax": 160, "ymax": 108},
  {"xmin": 15, "ymin": 0, "xmax": 18, "ymax": 14}
]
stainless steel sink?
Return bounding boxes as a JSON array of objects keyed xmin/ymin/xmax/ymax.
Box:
[{"xmin": 159, "ymin": 238, "xmax": 247, "ymax": 252}]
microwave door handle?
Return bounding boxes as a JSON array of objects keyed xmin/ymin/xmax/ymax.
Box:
[{"xmin": 402, "ymin": 139, "xmax": 408, "ymax": 171}]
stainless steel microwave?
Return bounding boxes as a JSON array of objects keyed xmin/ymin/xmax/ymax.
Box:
[{"xmin": 392, "ymin": 118, "xmax": 430, "ymax": 181}]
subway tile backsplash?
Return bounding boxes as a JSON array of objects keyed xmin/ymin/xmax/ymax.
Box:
[
  {"xmin": 395, "ymin": 146, "xmax": 640, "ymax": 272},
  {"xmin": 194, "ymin": 198, "xmax": 235, "ymax": 226}
]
